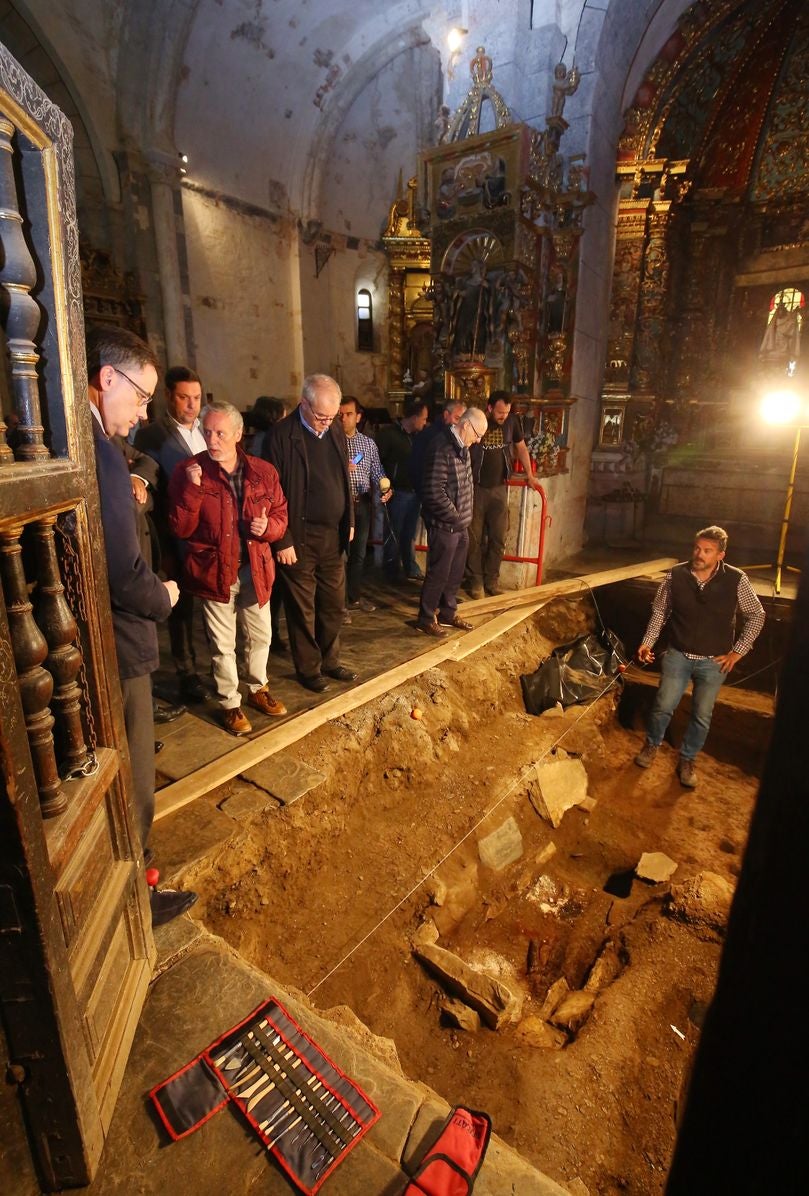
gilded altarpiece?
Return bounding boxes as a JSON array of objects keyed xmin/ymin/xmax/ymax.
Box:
[{"xmin": 592, "ymin": 0, "xmax": 809, "ymax": 548}]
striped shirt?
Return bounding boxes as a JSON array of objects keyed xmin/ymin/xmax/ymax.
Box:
[
  {"xmin": 344, "ymin": 431, "xmax": 385, "ymax": 499},
  {"xmin": 641, "ymin": 566, "xmax": 765, "ymax": 659}
]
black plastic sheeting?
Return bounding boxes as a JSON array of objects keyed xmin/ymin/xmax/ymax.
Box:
[{"xmin": 520, "ymin": 629, "xmax": 628, "ymax": 715}]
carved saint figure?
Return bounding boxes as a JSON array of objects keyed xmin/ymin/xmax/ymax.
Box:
[
  {"xmin": 470, "ymin": 46, "xmax": 493, "ymax": 86},
  {"xmin": 450, "ymin": 259, "xmax": 494, "ymax": 357},
  {"xmin": 759, "ymin": 300, "xmax": 802, "ymax": 364},
  {"xmin": 434, "ymin": 104, "xmax": 451, "ymax": 145},
  {"xmin": 551, "ymin": 61, "xmax": 580, "ymax": 118}
]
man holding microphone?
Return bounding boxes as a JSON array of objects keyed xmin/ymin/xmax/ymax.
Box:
[{"xmin": 169, "ymin": 401, "xmax": 289, "ymax": 735}]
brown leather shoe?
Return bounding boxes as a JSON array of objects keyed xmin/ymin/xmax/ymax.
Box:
[
  {"xmin": 222, "ymin": 707, "xmax": 252, "ymax": 736},
  {"xmin": 439, "ymin": 616, "xmax": 474, "ymax": 631},
  {"xmin": 247, "ymin": 686, "xmax": 287, "ymax": 717},
  {"xmin": 416, "ymin": 620, "xmax": 448, "ymax": 638}
]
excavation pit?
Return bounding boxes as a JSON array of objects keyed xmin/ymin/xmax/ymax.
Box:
[{"xmin": 174, "ymin": 593, "xmax": 766, "ymax": 1194}]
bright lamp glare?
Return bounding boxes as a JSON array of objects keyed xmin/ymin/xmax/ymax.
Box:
[
  {"xmin": 760, "ymin": 390, "xmax": 801, "ymax": 425},
  {"xmin": 448, "ymin": 27, "xmax": 466, "ymax": 52}
]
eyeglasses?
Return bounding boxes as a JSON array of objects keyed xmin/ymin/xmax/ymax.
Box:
[
  {"xmin": 113, "ymin": 366, "xmax": 153, "ymax": 408},
  {"xmin": 304, "ymin": 400, "xmax": 336, "ymax": 426}
]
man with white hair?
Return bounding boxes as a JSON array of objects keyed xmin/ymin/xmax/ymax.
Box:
[
  {"xmin": 265, "ymin": 374, "xmax": 356, "ymax": 692},
  {"xmin": 417, "ymin": 406, "xmax": 489, "ymax": 638},
  {"xmin": 168, "ymin": 401, "xmax": 289, "ymax": 735}
]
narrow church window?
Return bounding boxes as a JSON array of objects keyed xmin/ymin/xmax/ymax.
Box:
[{"xmin": 357, "ymin": 289, "xmax": 373, "ymax": 351}]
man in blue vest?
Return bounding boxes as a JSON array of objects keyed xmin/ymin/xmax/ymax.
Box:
[{"xmin": 634, "ymin": 526, "xmax": 765, "ymax": 787}]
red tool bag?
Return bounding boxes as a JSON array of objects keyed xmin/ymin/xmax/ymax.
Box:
[
  {"xmin": 149, "ymin": 997, "xmax": 379, "ymax": 1195},
  {"xmin": 405, "ymin": 1106, "xmax": 492, "ymax": 1195}
]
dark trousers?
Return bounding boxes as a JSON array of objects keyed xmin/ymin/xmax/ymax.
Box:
[
  {"xmin": 121, "ymin": 672, "xmax": 155, "ymax": 851},
  {"xmin": 419, "ymin": 526, "xmax": 469, "ymax": 624},
  {"xmin": 346, "ymin": 495, "xmax": 372, "ymax": 602},
  {"xmin": 278, "ymin": 524, "xmax": 345, "ymax": 679},
  {"xmin": 270, "ymin": 585, "xmax": 285, "ymax": 641},
  {"xmin": 467, "ymin": 485, "xmax": 508, "ymax": 590},
  {"xmin": 168, "ymin": 587, "xmax": 198, "ymax": 675},
  {"xmin": 384, "ymin": 489, "xmax": 421, "ymax": 579}
]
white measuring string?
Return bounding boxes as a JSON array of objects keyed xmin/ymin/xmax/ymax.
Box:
[{"xmin": 307, "ymin": 647, "xmax": 625, "ymax": 999}]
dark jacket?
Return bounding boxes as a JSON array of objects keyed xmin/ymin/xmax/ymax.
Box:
[
  {"xmin": 421, "ymin": 427, "xmax": 474, "ymax": 533},
  {"xmin": 376, "ymin": 420, "xmax": 419, "ymax": 491},
  {"xmin": 93, "ymin": 417, "xmax": 172, "ymax": 679},
  {"xmin": 669, "ymin": 561, "xmax": 744, "ymax": 657},
  {"xmin": 168, "ymin": 448, "xmax": 288, "ymax": 605},
  {"xmin": 410, "ymin": 421, "xmax": 445, "ymax": 497},
  {"xmin": 264, "ymin": 407, "xmax": 353, "ymax": 554},
  {"xmin": 470, "ymin": 411, "xmax": 524, "ymax": 485},
  {"xmin": 134, "ymin": 413, "xmax": 199, "ymax": 491}
]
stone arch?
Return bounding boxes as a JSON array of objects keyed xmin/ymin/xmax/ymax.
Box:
[
  {"xmin": 0, "ymin": 0, "xmax": 118, "ymax": 206},
  {"xmin": 300, "ymin": 23, "xmax": 435, "ymax": 224}
]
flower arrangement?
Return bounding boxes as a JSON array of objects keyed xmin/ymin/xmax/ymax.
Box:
[{"xmin": 526, "ymin": 428, "xmax": 560, "ymax": 468}]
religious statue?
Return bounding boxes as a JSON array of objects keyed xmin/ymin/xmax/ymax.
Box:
[
  {"xmin": 449, "ymin": 259, "xmax": 494, "ymax": 357},
  {"xmin": 551, "ymin": 61, "xmax": 580, "ymax": 119},
  {"xmin": 759, "ymin": 300, "xmax": 802, "ymax": 365},
  {"xmin": 434, "ymin": 105, "xmax": 451, "ymax": 145}
]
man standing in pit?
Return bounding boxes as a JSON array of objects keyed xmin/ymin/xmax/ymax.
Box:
[
  {"xmin": 169, "ymin": 401, "xmax": 289, "ymax": 735},
  {"xmin": 86, "ymin": 325, "xmax": 195, "ymax": 925},
  {"xmin": 337, "ymin": 395, "xmax": 391, "ymax": 615},
  {"xmin": 634, "ymin": 526, "xmax": 765, "ymax": 788},
  {"xmin": 135, "ymin": 366, "xmax": 208, "ymax": 704},
  {"xmin": 265, "ymin": 374, "xmax": 357, "ymax": 693},
  {"xmin": 467, "ymin": 390, "xmax": 543, "ymax": 599},
  {"xmin": 417, "ymin": 407, "xmax": 488, "ymax": 638}
]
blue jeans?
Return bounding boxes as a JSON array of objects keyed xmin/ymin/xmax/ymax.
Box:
[
  {"xmin": 647, "ymin": 648, "xmax": 727, "ymax": 760},
  {"xmin": 383, "ymin": 489, "xmax": 421, "ymax": 579}
]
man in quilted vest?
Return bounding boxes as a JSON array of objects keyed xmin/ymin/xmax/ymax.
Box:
[{"xmin": 634, "ymin": 526, "xmax": 764, "ymax": 787}]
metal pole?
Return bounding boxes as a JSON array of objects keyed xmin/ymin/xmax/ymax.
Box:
[{"xmin": 774, "ymin": 426, "xmax": 801, "ymax": 595}]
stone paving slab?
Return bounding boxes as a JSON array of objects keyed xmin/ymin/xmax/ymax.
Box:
[
  {"xmin": 241, "ymin": 752, "xmax": 327, "ymax": 805},
  {"xmin": 150, "ymin": 799, "xmax": 236, "ymax": 882},
  {"xmin": 218, "ymin": 780, "xmax": 282, "ymax": 820},
  {"xmin": 156, "ymin": 711, "xmax": 241, "ymax": 779}
]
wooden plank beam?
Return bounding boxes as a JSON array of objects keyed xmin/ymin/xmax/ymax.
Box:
[{"xmin": 154, "ymin": 558, "xmax": 676, "ymax": 823}]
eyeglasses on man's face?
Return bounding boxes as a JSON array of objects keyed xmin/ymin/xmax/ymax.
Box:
[
  {"xmin": 113, "ymin": 365, "xmax": 153, "ymax": 408},
  {"xmin": 304, "ymin": 398, "xmax": 337, "ymax": 426}
]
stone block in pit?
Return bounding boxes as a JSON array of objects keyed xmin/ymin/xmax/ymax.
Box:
[
  {"xmin": 413, "ymin": 943, "xmax": 521, "ymax": 1030},
  {"xmin": 478, "ymin": 816, "xmax": 524, "ymax": 871},
  {"xmin": 528, "ymin": 757, "xmax": 589, "ymax": 827}
]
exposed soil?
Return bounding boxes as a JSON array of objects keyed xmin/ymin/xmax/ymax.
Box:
[{"xmin": 183, "ymin": 597, "xmax": 759, "ymax": 1195}]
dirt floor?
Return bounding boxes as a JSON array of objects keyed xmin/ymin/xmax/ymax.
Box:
[{"xmin": 180, "ymin": 597, "xmax": 759, "ymax": 1196}]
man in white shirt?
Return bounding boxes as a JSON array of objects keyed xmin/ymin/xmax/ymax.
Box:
[{"xmin": 135, "ymin": 366, "xmax": 208, "ymax": 702}]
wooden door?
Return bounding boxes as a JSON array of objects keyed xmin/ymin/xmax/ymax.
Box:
[{"xmin": 0, "ymin": 45, "xmax": 154, "ymax": 1191}]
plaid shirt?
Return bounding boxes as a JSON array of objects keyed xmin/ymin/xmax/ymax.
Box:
[
  {"xmin": 642, "ymin": 565, "xmax": 765, "ymax": 658},
  {"xmin": 345, "ymin": 431, "xmax": 384, "ymax": 499}
]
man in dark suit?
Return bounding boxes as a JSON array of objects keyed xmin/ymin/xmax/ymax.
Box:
[
  {"xmin": 135, "ymin": 366, "xmax": 208, "ymax": 703},
  {"xmin": 86, "ymin": 326, "xmax": 196, "ymax": 926},
  {"xmin": 265, "ymin": 374, "xmax": 356, "ymax": 693}
]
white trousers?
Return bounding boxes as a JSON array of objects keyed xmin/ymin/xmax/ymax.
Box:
[{"xmin": 202, "ymin": 572, "xmax": 272, "ymax": 709}]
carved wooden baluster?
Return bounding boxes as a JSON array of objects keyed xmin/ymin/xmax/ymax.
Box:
[
  {"xmin": 0, "ymin": 416, "xmax": 13, "ymax": 464},
  {"xmin": 32, "ymin": 516, "xmax": 89, "ymax": 777},
  {"xmin": 0, "ymin": 525, "xmax": 66, "ymax": 816},
  {"xmin": 0, "ymin": 117, "xmax": 49, "ymax": 461}
]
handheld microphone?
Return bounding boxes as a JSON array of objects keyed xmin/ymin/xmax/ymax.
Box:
[{"xmin": 379, "ymin": 476, "xmax": 391, "ymax": 496}]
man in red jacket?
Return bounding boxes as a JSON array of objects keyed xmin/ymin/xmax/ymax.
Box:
[{"xmin": 168, "ymin": 401, "xmax": 289, "ymax": 735}]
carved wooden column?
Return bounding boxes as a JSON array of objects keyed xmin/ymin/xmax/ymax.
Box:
[
  {"xmin": 387, "ymin": 267, "xmax": 406, "ymax": 391},
  {"xmin": 602, "ymin": 200, "xmax": 650, "ymax": 395},
  {"xmin": 32, "ymin": 516, "xmax": 89, "ymax": 778},
  {"xmin": 0, "ymin": 417, "xmax": 13, "ymax": 463},
  {"xmin": 0, "ymin": 118, "xmax": 49, "ymax": 461},
  {"xmin": 632, "ymin": 201, "xmax": 674, "ymax": 396},
  {"xmin": 0, "ymin": 525, "xmax": 65, "ymax": 816}
]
